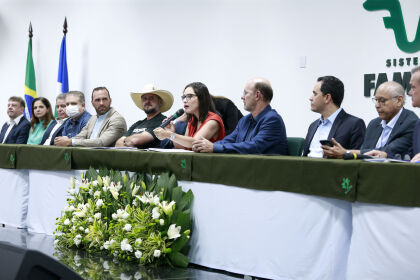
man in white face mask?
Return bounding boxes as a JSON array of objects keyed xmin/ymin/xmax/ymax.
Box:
[
  {"xmin": 54, "ymin": 91, "xmax": 92, "ymax": 146},
  {"xmin": 41, "ymin": 94, "xmax": 69, "ymax": 145}
]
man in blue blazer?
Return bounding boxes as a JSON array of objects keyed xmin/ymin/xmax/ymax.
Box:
[
  {"xmin": 409, "ymin": 67, "xmax": 420, "ymax": 162},
  {"xmin": 303, "ymin": 76, "xmax": 366, "ymax": 157},
  {"xmin": 191, "ymin": 77, "xmax": 288, "ymax": 154},
  {"xmin": 0, "ymin": 96, "xmax": 30, "ymax": 144},
  {"xmin": 324, "ymin": 81, "xmax": 418, "ymax": 158}
]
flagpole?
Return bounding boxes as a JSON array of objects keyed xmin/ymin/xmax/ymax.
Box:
[
  {"xmin": 63, "ymin": 17, "xmax": 67, "ymax": 36},
  {"xmin": 57, "ymin": 17, "xmax": 69, "ymax": 95},
  {"xmin": 24, "ymin": 22, "xmax": 37, "ymax": 119}
]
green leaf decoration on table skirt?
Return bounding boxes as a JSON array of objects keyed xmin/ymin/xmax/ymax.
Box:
[
  {"xmin": 341, "ymin": 178, "xmax": 353, "ymax": 195},
  {"xmin": 9, "ymin": 154, "xmax": 15, "ymax": 164},
  {"xmin": 64, "ymin": 152, "xmax": 70, "ymax": 162}
]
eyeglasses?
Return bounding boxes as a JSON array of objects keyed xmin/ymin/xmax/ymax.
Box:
[
  {"xmin": 371, "ymin": 96, "xmax": 398, "ymax": 105},
  {"xmin": 181, "ymin": 94, "xmax": 196, "ymax": 101}
]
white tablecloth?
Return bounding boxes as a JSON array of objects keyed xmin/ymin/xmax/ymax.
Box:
[
  {"xmin": 2, "ymin": 168, "xmax": 420, "ymax": 279},
  {"xmin": 181, "ymin": 181, "xmax": 352, "ymax": 280},
  {"xmin": 347, "ymin": 202, "xmax": 420, "ymax": 280},
  {"xmin": 0, "ymin": 169, "xmax": 29, "ymax": 228}
]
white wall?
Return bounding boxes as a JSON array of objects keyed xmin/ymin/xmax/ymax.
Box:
[{"xmin": 0, "ymin": 0, "xmax": 419, "ymax": 137}]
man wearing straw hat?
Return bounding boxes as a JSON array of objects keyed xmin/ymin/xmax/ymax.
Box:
[{"xmin": 115, "ymin": 84, "xmax": 174, "ymax": 148}]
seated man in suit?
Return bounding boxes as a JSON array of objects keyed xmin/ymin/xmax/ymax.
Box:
[
  {"xmin": 52, "ymin": 91, "xmax": 91, "ymax": 145},
  {"xmin": 302, "ymin": 76, "xmax": 365, "ymax": 157},
  {"xmin": 191, "ymin": 77, "xmax": 288, "ymax": 154},
  {"xmin": 323, "ymin": 81, "xmax": 418, "ymax": 158},
  {"xmin": 61, "ymin": 91, "xmax": 91, "ymax": 138},
  {"xmin": 410, "ymin": 66, "xmax": 420, "ymax": 162},
  {"xmin": 55, "ymin": 87, "xmax": 127, "ymax": 147},
  {"xmin": 367, "ymin": 66, "xmax": 420, "ymax": 161},
  {"xmin": 41, "ymin": 93, "xmax": 68, "ymax": 145},
  {"xmin": 0, "ymin": 96, "xmax": 31, "ymax": 144}
]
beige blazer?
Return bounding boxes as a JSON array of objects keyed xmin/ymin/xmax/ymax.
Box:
[{"xmin": 72, "ymin": 107, "xmax": 127, "ymax": 147}]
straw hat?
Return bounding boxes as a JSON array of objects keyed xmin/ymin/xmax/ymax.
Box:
[{"xmin": 130, "ymin": 84, "xmax": 174, "ymax": 113}]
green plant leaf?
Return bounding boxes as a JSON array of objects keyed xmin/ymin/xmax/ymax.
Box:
[
  {"xmin": 168, "ymin": 251, "xmax": 189, "ymax": 268},
  {"xmin": 86, "ymin": 167, "xmax": 98, "ymax": 181},
  {"xmin": 171, "ymin": 187, "xmax": 183, "ymax": 206},
  {"xmin": 179, "ymin": 190, "xmax": 194, "ymax": 211},
  {"xmin": 175, "ymin": 210, "xmax": 191, "ymax": 231},
  {"xmin": 170, "ymin": 234, "xmax": 189, "ymax": 253},
  {"xmin": 157, "ymin": 173, "xmax": 170, "ymax": 198}
]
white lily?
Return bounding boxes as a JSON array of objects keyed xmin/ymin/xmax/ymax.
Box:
[
  {"xmin": 135, "ymin": 250, "xmax": 142, "ymax": 259},
  {"xmin": 96, "ymin": 199, "xmax": 104, "ymax": 207},
  {"xmin": 160, "ymin": 201, "xmax": 176, "ymax": 216},
  {"xmin": 152, "ymin": 207, "xmax": 160, "ymax": 219},
  {"xmin": 167, "ymin": 224, "xmax": 181, "ymax": 240},
  {"xmin": 153, "ymin": 250, "xmax": 161, "ymax": 257},
  {"xmin": 132, "ymin": 185, "xmax": 140, "ymax": 196}
]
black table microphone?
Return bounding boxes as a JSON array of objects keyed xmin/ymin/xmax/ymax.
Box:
[
  {"xmin": 343, "ymin": 153, "xmax": 373, "ymax": 160},
  {"xmin": 160, "ymin": 109, "xmax": 185, "ymax": 128}
]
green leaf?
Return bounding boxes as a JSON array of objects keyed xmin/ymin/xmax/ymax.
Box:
[
  {"xmin": 157, "ymin": 173, "xmax": 170, "ymax": 198},
  {"xmin": 98, "ymin": 167, "xmax": 109, "ymax": 177},
  {"xmin": 85, "ymin": 167, "xmax": 98, "ymax": 181},
  {"xmin": 175, "ymin": 210, "xmax": 191, "ymax": 231},
  {"xmin": 171, "ymin": 187, "xmax": 183, "ymax": 206},
  {"xmin": 179, "ymin": 190, "xmax": 194, "ymax": 211},
  {"xmin": 112, "ymin": 170, "xmax": 123, "ymax": 184},
  {"xmin": 170, "ymin": 234, "xmax": 189, "ymax": 253},
  {"xmin": 168, "ymin": 251, "xmax": 189, "ymax": 268}
]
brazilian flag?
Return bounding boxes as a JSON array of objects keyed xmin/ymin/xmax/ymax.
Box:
[{"xmin": 24, "ymin": 37, "xmax": 37, "ymax": 119}]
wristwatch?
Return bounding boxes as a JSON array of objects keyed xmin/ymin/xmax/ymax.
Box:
[{"xmin": 170, "ymin": 133, "xmax": 175, "ymax": 141}]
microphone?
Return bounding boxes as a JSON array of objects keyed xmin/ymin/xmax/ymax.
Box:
[
  {"xmin": 160, "ymin": 109, "xmax": 185, "ymax": 128},
  {"xmin": 342, "ymin": 152, "xmax": 373, "ymax": 160}
]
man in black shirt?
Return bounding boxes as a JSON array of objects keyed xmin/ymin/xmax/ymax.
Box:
[{"xmin": 115, "ymin": 84, "xmax": 173, "ymax": 148}]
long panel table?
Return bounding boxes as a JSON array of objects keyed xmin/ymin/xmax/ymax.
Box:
[{"xmin": 0, "ymin": 145, "xmax": 419, "ymax": 279}]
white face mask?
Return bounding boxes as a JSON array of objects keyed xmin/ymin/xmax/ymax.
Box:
[{"xmin": 66, "ymin": 105, "xmax": 81, "ymax": 118}]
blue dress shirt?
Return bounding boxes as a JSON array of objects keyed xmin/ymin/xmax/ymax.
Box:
[
  {"xmin": 213, "ymin": 105, "xmax": 288, "ymax": 154},
  {"xmin": 62, "ymin": 111, "xmax": 92, "ymax": 138}
]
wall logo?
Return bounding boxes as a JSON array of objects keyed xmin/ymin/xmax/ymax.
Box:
[{"xmin": 363, "ymin": 0, "xmax": 420, "ymax": 53}]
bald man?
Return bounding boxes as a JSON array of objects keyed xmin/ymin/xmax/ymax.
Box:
[
  {"xmin": 192, "ymin": 78, "xmax": 288, "ymax": 154},
  {"xmin": 323, "ymin": 81, "xmax": 418, "ymax": 158}
]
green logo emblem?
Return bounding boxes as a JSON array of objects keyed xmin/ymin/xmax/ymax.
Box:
[
  {"xmin": 9, "ymin": 154, "xmax": 15, "ymax": 164},
  {"xmin": 363, "ymin": 0, "xmax": 420, "ymax": 53},
  {"xmin": 341, "ymin": 178, "xmax": 353, "ymax": 195},
  {"xmin": 64, "ymin": 152, "xmax": 70, "ymax": 162},
  {"xmin": 180, "ymin": 159, "xmax": 186, "ymax": 169}
]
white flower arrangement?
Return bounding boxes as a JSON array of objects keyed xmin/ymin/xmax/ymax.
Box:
[{"xmin": 54, "ymin": 167, "xmax": 193, "ymax": 267}]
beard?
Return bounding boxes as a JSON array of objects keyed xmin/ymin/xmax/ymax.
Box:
[{"xmin": 144, "ymin": 107, "xmax": 157, "ymax": 114}]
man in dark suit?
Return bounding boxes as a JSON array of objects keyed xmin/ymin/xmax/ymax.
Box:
[
  {"xmin": 303, "ymin": 76, "xmax": 365, "ymax": 157},
  {"xmin": 0, "ymin": 96, "xmax": 31, "ymax": 144},
  {"xmin": 41, "ymin": 93, "xmax": 68, "ymax": 145},
  {"xmin": 409, "ymin": 66, "xmax": 420, "ymax": 162},
  {"xmin": 324, "ymin": 81, "xmax": 418, "ymax": 158}
]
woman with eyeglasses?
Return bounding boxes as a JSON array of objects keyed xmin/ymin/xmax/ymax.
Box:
[
  {"xmin": 154, "ymin": 82, "xmax": 225, "ymax": 149},
  {"xmin": 27, "ymin": 97, "xmax": 56, "ymax": 145}
]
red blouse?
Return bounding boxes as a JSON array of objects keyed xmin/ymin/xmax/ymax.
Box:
[{"xmin": 187, "ymin": 112, "xmax": 225, "ymax": 142}]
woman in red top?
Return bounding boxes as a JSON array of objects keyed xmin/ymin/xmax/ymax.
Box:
[{"xmin": 154, "ymin": 82, "xmax": 225, "ymax": 150}]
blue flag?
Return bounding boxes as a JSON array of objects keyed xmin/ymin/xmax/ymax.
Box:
[{"xmin": 57, "ymin": 35, "xmax": 69, "ymax": 94}]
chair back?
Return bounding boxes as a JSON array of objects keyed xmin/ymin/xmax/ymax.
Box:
[{"xmin": 287, "ymin": 137, "xmax": 305, "ymax": 156}]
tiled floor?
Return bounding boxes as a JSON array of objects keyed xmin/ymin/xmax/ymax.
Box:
[{"xmin": 0, "ymin": 226, "xmax": 243, "ymax": 280}]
